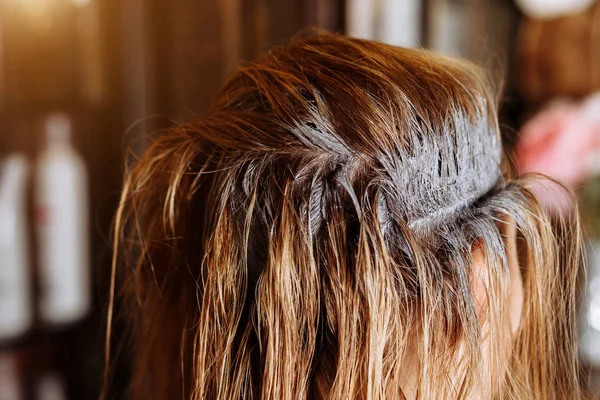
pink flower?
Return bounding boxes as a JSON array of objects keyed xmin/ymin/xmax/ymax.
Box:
[{"xmin": 515, "ymin": 94, "xmax": 600, "ymax": 214}]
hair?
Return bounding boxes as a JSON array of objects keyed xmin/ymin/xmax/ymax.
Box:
[{"xmin": 107, "ymin": 32, "xmax": 583, "ymax": 399}]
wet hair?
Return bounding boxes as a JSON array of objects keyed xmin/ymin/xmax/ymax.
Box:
[{"xmin": 107, "ymin": 32, "xmax": 582, "ymax": 399}]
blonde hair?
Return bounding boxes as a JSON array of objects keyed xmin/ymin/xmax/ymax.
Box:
[{"xmin": 107, "ymin": 32, "xmax": 583, "ymax": 399}]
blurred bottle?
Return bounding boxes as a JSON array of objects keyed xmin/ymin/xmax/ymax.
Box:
[
  {"xmin": 346, "ymin": 0, "xmax": 377, "ymax": 40},
  {"xmin": 34, "ymin": 113, "xmax": 91, "ymax": 326},
  {"xmin": 579, "ymin": 177, "xmax": 600, "ymax": 367},
  {"xmin": 0, "ymin": 351, "xmax": 24, "ymax": 400},
  {"xmin": 379, "ymin": 0, "xmax": 421, "ymax": 48},
  {"xmin": 0, "ymin": 155, "xmax": 33, "ymax": 342},
  {"xmin": 346, "ymin": 0, "xmax": 421, "ymax": 48},
  {"xmin": 35, "ymin": 372, "xmax": 68, "ymax": 400},
  {"xmin": 428, "ymin": 0, "xmax": 466, "ymax": 57}
]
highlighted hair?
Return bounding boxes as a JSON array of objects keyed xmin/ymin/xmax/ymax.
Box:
[{"xmin": 108, "ymin": 32, "xmax": 582, "ymax": 399}]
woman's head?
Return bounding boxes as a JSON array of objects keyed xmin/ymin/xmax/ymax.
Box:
[{"xmin": 111, "ymin": 32, "xmax": 582, "ymax": 399}]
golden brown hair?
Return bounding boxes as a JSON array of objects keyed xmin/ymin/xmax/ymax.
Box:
[{"xmin": 108, "ymin": 32, "xmax": 582, "ymax": 399}]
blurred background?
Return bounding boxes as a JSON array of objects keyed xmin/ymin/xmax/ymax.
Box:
[{"xmin": 1, "ymin": 0, "xmax": 600, "ymax": 398}]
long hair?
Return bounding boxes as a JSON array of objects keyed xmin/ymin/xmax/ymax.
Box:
[{"xmin": 108, "ymin": 32, "xmax": 582, "ymax": 399}]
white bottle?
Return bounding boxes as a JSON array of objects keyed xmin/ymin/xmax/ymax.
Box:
[
  {"xmin": 0, "ymin": 351, "xmax": 24, "ymax": 400},
  {"xmin": 378, "ymin": 0, "xmax": 421, "ymax": 48},
  {"xmin": 346, "ymin": 0, "xmax": 377, "ymax": 40},
  {"xmin": 36, "ymin": 372, "xmax": 68, "ymax": 400},
  {"xmin": 34, "ymin": 113, "xmax": 91, "ymax": 326},
  {"xmin": 579, "ymin": 239, "xmax": 600, "ymax": 366},
  {"xmin": 0, "ymin": 154, "xmax": 32, "ymax": 341}
]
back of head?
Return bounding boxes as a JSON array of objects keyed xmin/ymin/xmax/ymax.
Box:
[{"xmin": 111, "ymin": 32, "xmax": 582, "ymax": 399}]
